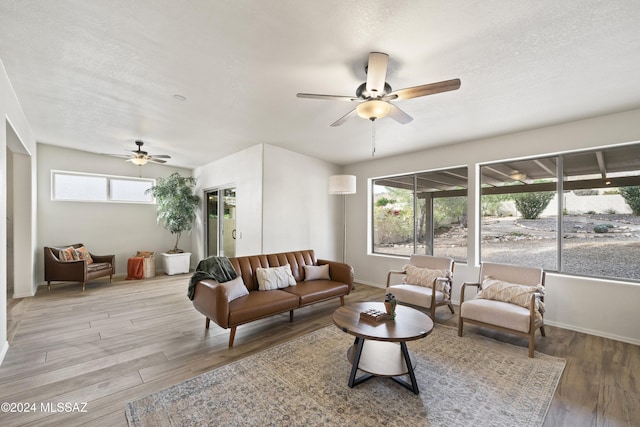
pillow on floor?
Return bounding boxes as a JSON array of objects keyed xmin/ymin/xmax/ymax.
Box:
[
  {"xmin": 402, "ymin": 264, "xmax": 451, "ymax": 292},
  {"xmin": 220, "ymin": 276, "xmax": 249, "ymax": 302},
  {"xmin": 478, "ymin": 277, "xmax": 545, "ymax": 314},
  {"xmin": 303, "ymin": 264, "xmax": 330, "ymax": 281},
  {"xmin": 256, "ymin": 264, "xmax": 297, "ymax": 291}
]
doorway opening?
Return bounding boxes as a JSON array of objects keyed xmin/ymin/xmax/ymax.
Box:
[{"xmin": 205, "ymin": 187, "xmax": 236, "ymax": 257}]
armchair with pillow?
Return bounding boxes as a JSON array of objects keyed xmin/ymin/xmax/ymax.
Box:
[
  {"xmin": 386, "ymin": 255, "xmax": 455, "ymax": 319},
  {"xmin": 458, "ymin": 261, "xmax": 546, "ymax": 358},
  {"xmin": 44, "ymin": 244, "xmax": 115, "ymax": 291}
]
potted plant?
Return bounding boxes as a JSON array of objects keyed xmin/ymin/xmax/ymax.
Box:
[{"xmin": 147, "ymin": 172, "xmax": 200, "ymax": 274}]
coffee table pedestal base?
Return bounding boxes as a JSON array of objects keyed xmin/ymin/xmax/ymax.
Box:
[{"xmin": 347, "ymin": 337, "xmax": 420, "ymax": 394}]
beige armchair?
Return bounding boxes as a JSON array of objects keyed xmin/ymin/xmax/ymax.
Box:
[
  {"xmin": 386, "ymin": 255, "xmax": 455, "ymax": 319},
  {"xmin": 458, "ymin": 262, "xmax": 546, "ymax": 357}
]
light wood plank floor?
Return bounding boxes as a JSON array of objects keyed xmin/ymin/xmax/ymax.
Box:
[{"xmin": 3, "ymin": 275, "xmax": 639, "ymax": 426}]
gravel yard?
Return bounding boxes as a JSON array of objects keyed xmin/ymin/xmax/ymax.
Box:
[{"xmin": 375, "ymin": 214, "xmax": 640, "ymax": 281}]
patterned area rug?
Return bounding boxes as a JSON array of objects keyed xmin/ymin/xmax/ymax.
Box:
[{"xmin": 126, "ymin": 325, "xmax": 565, "ymax": 427}]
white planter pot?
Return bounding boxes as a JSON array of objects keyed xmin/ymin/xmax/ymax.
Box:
[{"xmin": 161, "ymin": 252, "xmax": 191, "ymax": 275}]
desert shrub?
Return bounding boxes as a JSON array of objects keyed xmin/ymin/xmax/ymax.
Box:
[
  {"xmin": 619, "ymin": 186, "xmax": 640, "ymax": 215},
  {"xmin": 605, "ymin": 208, "xmax": 617, "ymax": 214},
  {"xmin": 375, "ymin": 197, "xmax": 396, "ymax": 207},
  {"xmin": 586, "ymin": 210, "xmax": 596, "ymax": 215},
  {"xmin": 434, "ymin": 196, "xmax": 467, "ymax": 228},
  {"xmin": 593, "ymin": 224, "xmax": 609, "ymax": 233},
  {"xmin": 514, "ymin": 192, "xmax": 554, "ymax": 219},
  {"xmin": 481, "ymin": 194, "xmax": 512, "ymax": 216}
]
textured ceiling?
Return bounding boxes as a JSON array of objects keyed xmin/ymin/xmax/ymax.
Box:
[{"xmin": 1, "ymin": 1, "xmax": 640, "ymax": 168}]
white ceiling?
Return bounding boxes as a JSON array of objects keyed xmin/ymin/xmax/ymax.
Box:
[{"xmin": 1, "ymin": 1, "xmax": 640, "ymax": 169}]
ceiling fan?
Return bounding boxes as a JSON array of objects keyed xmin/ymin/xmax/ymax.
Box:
[
  {"xmin": 297, "ymin": 52, "xmax": 461, "ymax": 127},
  {"xmin": 116, "ymin": 140, "xmax": 171, "ymax": 166}
]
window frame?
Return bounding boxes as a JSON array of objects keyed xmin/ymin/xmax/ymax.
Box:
[
  {"xmin": 479, "ymin": 143, "xmax": 640, "ymax": 283},
  {"xmin": 370, "ymin": 166, "xmax": 469, "ymax": 262},
  {"xmin": 51, "ymin": 170, "xmax": 156, "ymax": 204}
]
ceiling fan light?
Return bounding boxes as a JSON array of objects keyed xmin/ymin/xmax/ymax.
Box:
[
  {"xmin": 356, "ymin": 100, "xmax": 391, "ymax": 120},
  {"xmin": 131, "ymin": 157, "xmax": 148, "ymax": 166}
]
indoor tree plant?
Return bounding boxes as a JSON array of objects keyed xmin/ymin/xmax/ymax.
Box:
[{"xmin": 147, "ymin": 172, "xmax": 200, "ymax": 254}]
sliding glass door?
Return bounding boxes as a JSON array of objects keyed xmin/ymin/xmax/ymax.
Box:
[{"xmin": 206, "ymin": 187, "xmax": 236, "ymax": 257}]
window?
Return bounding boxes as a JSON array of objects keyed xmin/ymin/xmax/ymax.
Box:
[
  {"xmin": 51, "ymin": 171, "xmax": 155, "ymax": 203},
  {"xmin": 372, "ymin": 167, "xmax": 468, "ymax": 261},
  {"xmin": 480, "ymin": 143, "xmax": 640, "ymax": 282}
]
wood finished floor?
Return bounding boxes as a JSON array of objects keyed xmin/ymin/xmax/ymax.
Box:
[{"xmin": 3, "ymin": 274, "xmax": 640, "ymax": 427}]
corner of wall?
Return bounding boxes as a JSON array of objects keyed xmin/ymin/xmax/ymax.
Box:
[{"xmin": 0, "ymin": 340, "xmax": 8, "ymax": 365}]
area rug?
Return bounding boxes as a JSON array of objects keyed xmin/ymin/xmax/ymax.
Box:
[{"xmin": 126, "ymin": 325, "xmax": 565, "ymax": 427}]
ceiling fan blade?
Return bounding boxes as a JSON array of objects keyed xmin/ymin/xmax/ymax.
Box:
[
  {"xmin": 151, "ymin": 154, "xmax": 171, "ymax": 159},
  {"xmin": 148, "ymin": 158, "xmax": 167, "ymax": 164},
  {"xmin": 366, "ymin": 52, "xmax": 389, "ymax": 95},
  {"xmin": 386, "ymin": 78, "xmax": 461, "ymax": 100},
  {"xmin": 388, "ymin": 103, "xmax": 413, "ymax": 124},
  {"xmin": 330, "ymin": 109, "xmax": 358, "ymax": 127},
  {"xmin": 297, "ymin": 93, "xmax": 360, "ymax": 102}
]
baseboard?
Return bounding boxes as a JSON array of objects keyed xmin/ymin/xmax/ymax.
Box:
[
  {"xmin": 354, "ymin": 278, "xmax": 384, "ymax": 288},
  {"xmin": 0, "ymin": 340, "xmax": 8, "ymax": 366},
  {"xmin": 544, "ymin": 320, "xmax": 640, "ymax": 346}
]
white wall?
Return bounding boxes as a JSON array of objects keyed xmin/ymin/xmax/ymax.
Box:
[
  {"xmin": 192, "ymin": 143, "xmax": 343, "ymax": 263},
  {"xmin": 1, "ymin": 58, "xmax": 37, "ymax": 364},
  {"xmin": 345, "ymin": 108, "xmax": 640, "ymax": 345},
  {"xmin": 37, "ymin": 144, "xmax": 193, "ymax": 282},
  {"xmin": 262, "ymin": 144, "xmax": 341, "ymax": 260},
  {"xmin": 193, "ymin": 144, "xmax": 264, "ymax": 261}
]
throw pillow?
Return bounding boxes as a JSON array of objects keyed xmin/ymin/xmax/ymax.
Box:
[
  {"xmin": 220, "ymin": 276, "xmax": 249, "ymax": 302},
  {"xmin": 477, "ymin": 277, "xmax": 545, "ymax": 315},
  {"xmin": 75, "ymin": 246, "xmax": 94, "ymax": 264},
  {"xmin": 58, "ymin": 246, "xmax": 78, "ymax": 262},
  {"xmin": 402, "ymin": 264, "xmax": 451, "ymax": 292},
  {"xmin": 256, "ymin": 264, "xmax": 297, "ymax": 291},
  {"xmin": 303, "ymin": 264, "xmax": 330, "ymax": 281}
]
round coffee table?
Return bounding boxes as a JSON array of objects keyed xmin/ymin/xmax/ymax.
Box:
[{"xmin": 332, "ymin": 301, "xmax": 434, "ymax": 394}]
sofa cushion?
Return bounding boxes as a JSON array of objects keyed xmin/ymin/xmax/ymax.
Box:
[
  {"xmin": 220, "ymin": 276, "xmax": 249, "ymax": 302},
  {"xmin": 283, "ymin": 280, "xmax": 350, "ymax": 305},
  {"xmin": 87, "ymin": 262, "xmax": 112, "ymax": 273},
  {"xmin": 228, "ymin": 290, "xmax": 299, "ymax": 325},
  {"xmin": 387, "ymin": 283, "xmax": 445, "ymax": 308},
  {"xmin": 461, "ymin": 298, "xmax": 534, "ymax": 333},
  {"xmin": 75, "ymin": 246, "xmax": 94, "ymax": 264},
  {"xmin": 59, "ymin": 246, "xmax": 78, "ymax": 262},
  {"xmin": 303, "ymin": 264, "xmax": 330, "ymax": 281},
  {"xmin": 256, "ymin": 264, "xmax": 296, "ymax": 290}
]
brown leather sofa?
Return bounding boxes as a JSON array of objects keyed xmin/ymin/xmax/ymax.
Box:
[
  {"xmin": 192, "ymin": 249, "xmax": 354, "ymax": 347},
  {"xmin": 44, "ymin": 244, "xmax": 115, "ymax": 291}
]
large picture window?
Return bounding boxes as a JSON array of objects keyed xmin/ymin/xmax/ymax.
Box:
[
  {"xmin": 480, "ymin": 144, "xmax": 640, "ymax": 282},
  {"xmin": 372, "ymin": 167, "xmax": 468, "ymax": 262}
]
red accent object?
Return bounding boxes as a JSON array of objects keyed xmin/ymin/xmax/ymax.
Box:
[{"xmin": 126, "ymin": 257, "xmax": 144, "ymax": 280}]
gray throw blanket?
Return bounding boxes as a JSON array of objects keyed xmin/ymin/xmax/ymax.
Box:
[{"xmin": 188, "ymin": 256, "xmax": 238, "ymax": 300}]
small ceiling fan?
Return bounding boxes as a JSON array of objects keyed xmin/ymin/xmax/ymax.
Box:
[
  {"xmin": 117, "ymin": 140, "xmax": 171, "ymax": 166},
  {"xmin": 297, "ymin": 52, "xmax": 461, "ymax": 127}
]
